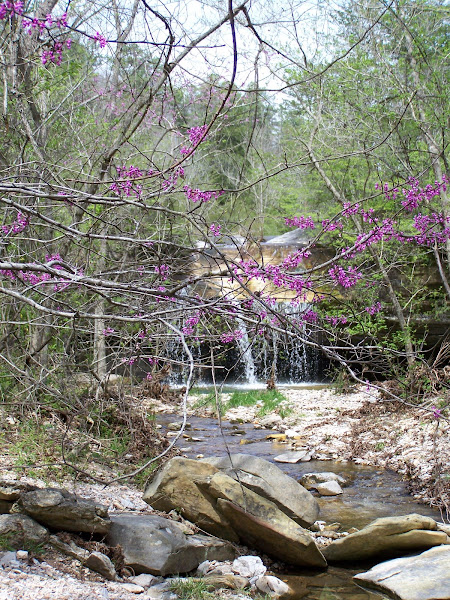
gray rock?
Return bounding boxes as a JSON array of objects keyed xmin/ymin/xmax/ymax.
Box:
[
  {"xmin": 12, "ymin": 488, "xmax": 110, "ymax": 534},
  {"xmin": 49, "ymin": 534, "xmax": 89, "ymax": 561},
  {"xmin": 143, "ymin": 458, "xmax": 238, "ymax": 542},
  {"xmin": 197, "ymin": 560, "xmax": 234, "ymax": 577},
  {"xmin": 0, "ymin": 481, "xmax": 38, "ymax": 502},
  {"xmin": 273, "ymin": 451, "xmax": 309, "ymax": 463},
  {"xmin": 300, "ymin": 472, "xmax": 347, "ymax": 490},
  {"xmin": 85, "ymin": 551, "xmax": 117, "ymax": 581},
  {"xmin": 232, "ymin": 556, "xmax": 266, "ymax": 579},
  {"xmin": 315, "ymin": 481, "xmax": 343, "ymax": 496},
  {"xmin": 324, "ymin": 514, "xmax": 450, "ymax": 562},
  {"xmin": 129, "ymin": 574, "xmax": 159, "ymax": 588},
  {"xmin": 255, "ymin": 575, "xmax": 290, "ymax": 598},
  {"xmin": 121, "ymin": 582, "xmax": 145, "ymax": 594},
  {"xmin": 196, "ymin": 471, "xmax": 326, "ymax": 568},
  {"xmin": 202, "ymin": 454, "xmax": 319, "ymax": 527},
  {"xmin": 50, "ymin": 534, "xmax": 117, "ymax": 580},
  {"xmin": 218, "ymin": 499, "xmax": 327, "ymax": 569},
  {"xmin": 106, "ymin": 514, "xmax": 236, "ymax": 576},
  {"xmin": 354, "ymin": 545, "xmax": 450, "ymax": 600},
  {"xmin": 0, "ymin": 514, "xmax": 48, "ymax": 549},
  {"xmin": 0, "ymin": 551, "xmax": 20, "ymax": 567}
]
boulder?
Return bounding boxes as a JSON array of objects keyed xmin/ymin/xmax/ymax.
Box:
[
  {"xmin": 0, "ymin": 514, "xmax": 48, "ymax": 549},
  {"xmin": 354, "ymin": 545, "xmax": 450, "ymax": 600},
  {"xmin": 202, "ymin": 454, "xmax": 319, "ymax": 527},
  {"xmin": 315, "ymin": 481, "xmax": 343, "ymax": 496},
  {"xmin": 197, "ymin": 471, "xmax": 326, "ymax": 568},
  {"xmin": 255, "ymin": 575, "xmax": 290, "ymax": 598},
  {"xmin": 85, "ymin": 551, "xmax": 118, "ymax": 581},
  {"xmin": 143, "ymin": 458, "xmax": 238, "ymax": 542},
  {"xmin": 300, "ymin": 472, "xmax": 347, "ymax": 490},
  {"xmin": 324, "ymin": 514, "xmax": 450, "ymax": 562},
  {"xmin": 106, "ymin": 514, "xmax": 236, "ymax": 576},
  {"xmin": 218, "ymin": 499, "xmax": 326, "ymax": 569},
  {"xmin": 12, "ymin": 488, "xmax": 110, "ymax": 534}
]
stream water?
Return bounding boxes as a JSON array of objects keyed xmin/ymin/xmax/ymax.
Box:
[{"xmin": 156, "ymin": 411, "xmax": 442, "ymax": 600}]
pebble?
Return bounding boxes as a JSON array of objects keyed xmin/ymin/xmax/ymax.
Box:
[{"xmin": 121, "ymin": 583, "xmax": 145, "ymax": 594}]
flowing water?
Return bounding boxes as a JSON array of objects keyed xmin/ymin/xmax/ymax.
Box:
[{"xmin": 156, "ymin": 410, "xmax": 442, "ymax": 599}]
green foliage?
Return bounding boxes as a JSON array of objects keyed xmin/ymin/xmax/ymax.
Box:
[
  {"xmin": 193, "ymin": 389, "xmax": 292, "ymax": 418},
  {"xmin": 169, "ymin": 578, "xmax": 261, "ymax": 600},
  {"xmin": 0, "ymin": 533, "xmax": 15, "ymax": 552},
  {"xmin": 169, "ymin": 578, "xmax": 217, "ymax": 600}
]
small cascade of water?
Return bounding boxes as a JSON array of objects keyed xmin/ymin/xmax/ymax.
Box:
[
  {"xmin": 148, "ymin": 300, "xmax": 325, "ymax": 387},
  {"xmin": 235, "ymin": 317, "xmax": 257, "ymax": 384}
]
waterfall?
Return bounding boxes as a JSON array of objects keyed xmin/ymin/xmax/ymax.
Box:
[{"xmin": 235, "ymin": 317, "xmax": 257, "ymax": 384}]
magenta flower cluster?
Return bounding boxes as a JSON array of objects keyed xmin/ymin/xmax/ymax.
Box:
[
  {"xmin": 111, "ymin": 165, "xmax": 143, "ymax": 197},
  {"xmin": 328, "ymin": 266, "xmax": 362, "ymax": 288},
  {"xmin": 365, "ymin": 302, "xmax": 382, "ymax": 315},
  {"xmin": 94, "ymin": 31, "xmax": 107, "ymax": 48},
  {"xmin": 1, "ymin": 211, "xmax": 28, "ymax": 237},
  {"xmin": 220, "ymin": 330, "xmax": 244, "ymax": 343},
  {"xmin": 180, "ymin": 125, "xmax": 208, "ymax": 155},
  {"xmin": 210, "ymin": 223, "xmax": 221, "ymax": 237},
  {"xmin": 0, "ymin": 1, "xmax": 23, "ymax": 19},
  {"xmin": 182, "ymin": 311, "xmax": 202, "ymax": 336},
  {"xmin": 154, "ymin": 264, "xmax": 170, "ymax": 280},
  {"xmin": 285, "ymin": 216, "xmax": 315, "ymax": 229},
  {"xmin": 0, "ymin": 253, "xmax": 83, "ymax": 291},
  {"xmin": 16, "ymin": 9, "xmax": 72, "ymax": 66},
  {"xmin": 184, "ymin": 187, "xmax": 224, "ymax": 203}
]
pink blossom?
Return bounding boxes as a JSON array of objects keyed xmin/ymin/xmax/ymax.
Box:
[
  {"xmin": 94, "ymin": 31, "xmax": 107, "ymax": 48},
  {"xmin": 365, "ymin": 302, "xmax": 382, "ymax": 315},
  {"xmin": 210, "ymin": 223, "xmax": 221, "ymax": 237},
  {"xmin": 285, "ymin": 215, "xmax": 315, "ymax": 229},
  {"xmin": 154, "ymin": 264, "xmax": 170, "ymax": 280},
  {"xmin": 184, "ymin": 186, "xmax": 224, "ymax": 203}
]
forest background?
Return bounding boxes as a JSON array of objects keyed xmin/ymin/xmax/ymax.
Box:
[{"xmin": 0, "ymin": 0, "xmax": 449, "ymax": 482}]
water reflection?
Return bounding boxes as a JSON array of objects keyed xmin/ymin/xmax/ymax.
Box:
[{"xmin": 156, "ymin": 412, "xmax": 440, "ymax": 599}]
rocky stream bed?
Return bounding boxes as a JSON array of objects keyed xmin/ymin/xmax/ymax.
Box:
[{"xmin": 0, "ymin": 386, "xmax": 449, "ymax": 599}]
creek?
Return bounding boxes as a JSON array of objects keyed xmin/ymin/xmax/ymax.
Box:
[{"xmin": 156, "ymin": 406, "xmax": 442, "ymax": 600}]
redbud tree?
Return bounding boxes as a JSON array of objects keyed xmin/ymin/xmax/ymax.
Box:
[{"xmin": 0, "ymin": 0, "xmax": 448, "ymax": 483}]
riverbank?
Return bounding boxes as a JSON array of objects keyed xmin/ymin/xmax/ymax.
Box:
[
  {"xmin": 180, "ymin": 386, "xmax": 449, "ymax": 516},
  {"xmin": 0, "ymin": 384, "xmax": 448, "ymax": 599}
]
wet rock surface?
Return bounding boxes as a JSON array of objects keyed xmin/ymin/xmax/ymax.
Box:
[
  {"xmin": 324, "ymin": 514, "xmax": 450, "ymax": 562},
  {"xmin": 354, "ymin": 545, "xmax": 450, "ymax": 600}
]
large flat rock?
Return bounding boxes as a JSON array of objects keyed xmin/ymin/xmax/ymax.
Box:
[
  {"xmin": 198, "ymin": 471, "xmax": 326, "ymax": 568},
  {"xmin": 202, "ymin": 454, "xmax": 319, "ymax": 527},
  {"xmin": 324, "ymin": 514, "xmax": 450, "ymax": 562},
  {"xmin": 218, "ymin": 499, "xmax": 327, "ymax": 568},
  {"xmin": 12, "ymin": 488, "xmax": 110, "ymax": 534},
  {"xmin": 106, "ymin": 514, "xmax": 236, "ymax": 576},
  {"xmin": 143, "ymin": 457, "xmax": 238, "ymax": 541},
  {"xmin": 354, "ymin": 546, "xmax": 450, "ymax": 600}
]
